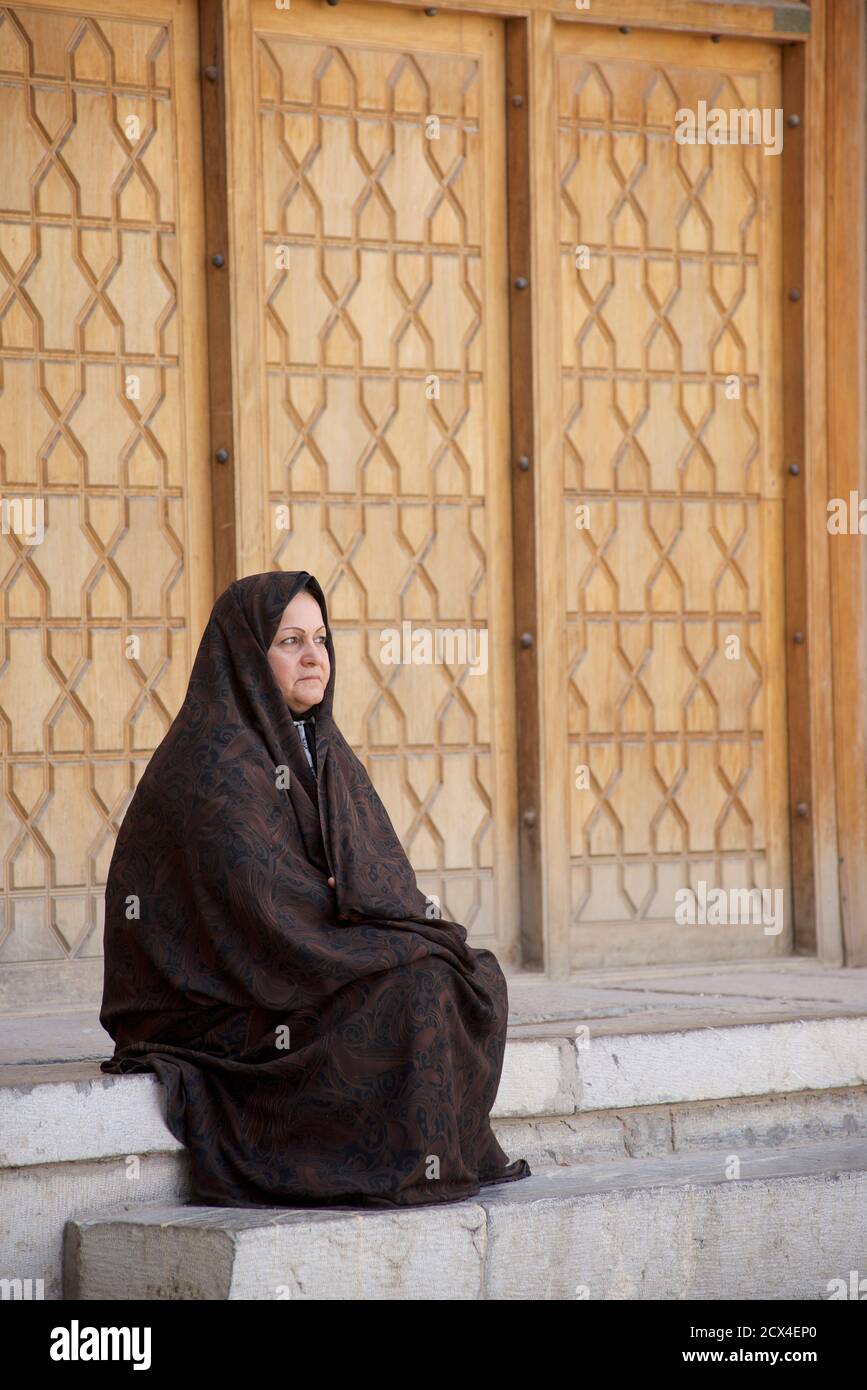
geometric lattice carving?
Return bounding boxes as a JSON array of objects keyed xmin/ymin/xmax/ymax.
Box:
[
  {"xmin": 0, "ymin": 5, "xmax": 194, "ymax": 966},
  {"xmin": 255, "ymin": 22, "xmax": 510, "ymax": 946},
  {"xmin": 558, "ymin": 35, "xmax": 787, "ymax": 954}
]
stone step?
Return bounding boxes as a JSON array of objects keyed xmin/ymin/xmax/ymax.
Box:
[
  {"xmin": 5, "ymin": 1014, "xmax": 867, "ymax": 1298},
  {"xmin": 6, "ymin": 1014, "xmax": 866, "ymax": 1170},
  {"xmin": 493, "ymin": 1084, "xmax": 867, "ymax": 1167},
  {"xmin": 64, "ymin": 1138, "xmax": 867, "ymax": 1300}
]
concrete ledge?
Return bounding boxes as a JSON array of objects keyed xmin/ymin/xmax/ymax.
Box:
[
  {"xmin": 493, "ymin": 1037, "xmax": 578, "ymax": 1117},
  {"xmin": 7, "ymin": 1086, "xmax": 867, "ymax": 1299},
  {"xmin": 64, "ymin": 1139, "xmax": 867, "ymax": 1300},
  {"xmin": 1, "ymin": 1154, "xmax": 190, "ymax": 1301},
  {"xmin": 578, "ymin": 1018, "xmax": 867, "ymax": 1110},
  {"xmin": 4, "ymin": 1017, "xmax": 867, "ymax": 1168},
  {"xmin": 6, "ymin": 1086, "xmax": 867, "ymax": 1299},
  {"xmin": 0, "ymin": 1074, "xmax": 183, "ymax": 1169},
  {"xmin": 494, "ymin": 1085, "xmax": 867, "ymax": 1166}
]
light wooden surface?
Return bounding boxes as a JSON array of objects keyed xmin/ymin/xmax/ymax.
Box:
[
  {"xmin": 504, "ymin": 16, "xmax": 544, "ymax": 969},
  {"xmin": 780, "ymin": 40, "xmax": 814, "ymax": 952},
  {"xmin": 529, "ymin": 7, "xmax": 573, "ymax": 978},
  {"xmin": 800, "ymin": 0, "xmax": 843, "ymax": 964},
  {"xmin": 223, "ymin": 0, "xmax": 266, "ymax": 580},
  {"xmin": 233, "ymin": 0, "xmax": 521, "ymax": 957},
  {"xmin": 553, "ymin": 22, "xmax": 792, "ymax": 965},
  {"xmin": 0, "ymin": 0, "xmax": 211, "ymax": 974},
  {"xmin": 342, "ymin": 0, "xmax": 813, "ymax": 43},
  {"xmin": 1, "ymin": 0, "xmax": 860, "ymax": 995},
  {"xmin": 826, "ymin": 0, "xmax": 867, "ymax": 967},
  {"xmin": 199, "ymin": 0, "xmax": 237, "ymax": 595}
]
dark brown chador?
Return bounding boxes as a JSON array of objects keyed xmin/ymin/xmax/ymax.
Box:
[{"xmin": 100, "ymin": 571, "xmax": 531, "ymax": 1208}]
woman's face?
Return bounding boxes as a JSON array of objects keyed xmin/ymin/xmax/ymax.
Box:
[{"xmin": 267, "ymin": 590, "xmax": 330, "ymax": 715}]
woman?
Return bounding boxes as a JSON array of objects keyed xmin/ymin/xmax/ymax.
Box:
[{"xmin": 100, "ymin": 570, "xmax": 531, "ymax": 1208}]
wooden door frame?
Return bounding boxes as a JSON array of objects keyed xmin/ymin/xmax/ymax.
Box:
[
  {"xmin": 200, "ymin": 0, "xmax": 867, "ymax": 967},
  {"xmin": 825, "ymin": 0, "xmax": 867, "ymax": 966}
]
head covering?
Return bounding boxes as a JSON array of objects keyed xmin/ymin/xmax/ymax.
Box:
[{"xmin": 99, "ymin": 571, "xmax": 530, "ymax": 1208}]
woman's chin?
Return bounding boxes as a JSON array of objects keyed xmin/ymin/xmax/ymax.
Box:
[{"xmin": 288, "ymin": 689, "xmax": 320, "ymax": 714}]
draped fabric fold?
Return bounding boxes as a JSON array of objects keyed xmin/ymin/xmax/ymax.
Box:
[{"xmin": 99, "ymin": 570, "xmax": 531, "ymax": 1208}]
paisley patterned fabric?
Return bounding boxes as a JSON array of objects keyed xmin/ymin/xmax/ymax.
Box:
[{"xmin": 99, "ymin": 571, "xmax": 531, "ymax": 1208}]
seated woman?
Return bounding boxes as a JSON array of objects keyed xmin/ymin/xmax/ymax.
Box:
[{"xmin": 100, "ymin": 570, "xmax": 531, "ymax": 1208}]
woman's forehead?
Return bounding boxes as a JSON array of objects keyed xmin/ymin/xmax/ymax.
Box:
[{"xmin": 276, "ymin": 592, "xmax": 325, "ymax": 629}]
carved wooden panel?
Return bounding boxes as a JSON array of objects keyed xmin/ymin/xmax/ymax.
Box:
[
  {"xmin": 556, "ymin": 26, "xmax": 790, "ymax": 963},
  {"xmin": 249, "ymin": 0, "xmax": 518, "ymax": 955},
  {"xmin": 0, "ymin": 0, "xmax": 210, "ymax": 989}
]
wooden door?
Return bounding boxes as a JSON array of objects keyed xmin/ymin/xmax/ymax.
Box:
[
  {"xmin": 231, "ymin": 0, "xmax": 520, "ymax": 959},
  {"xmin": 553, "ymin": 24, "xmax": 791, "ymax": 965},
  {"xmin": 0, "ymin": 0, "xmax": 212, "ymax": 1007}
]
